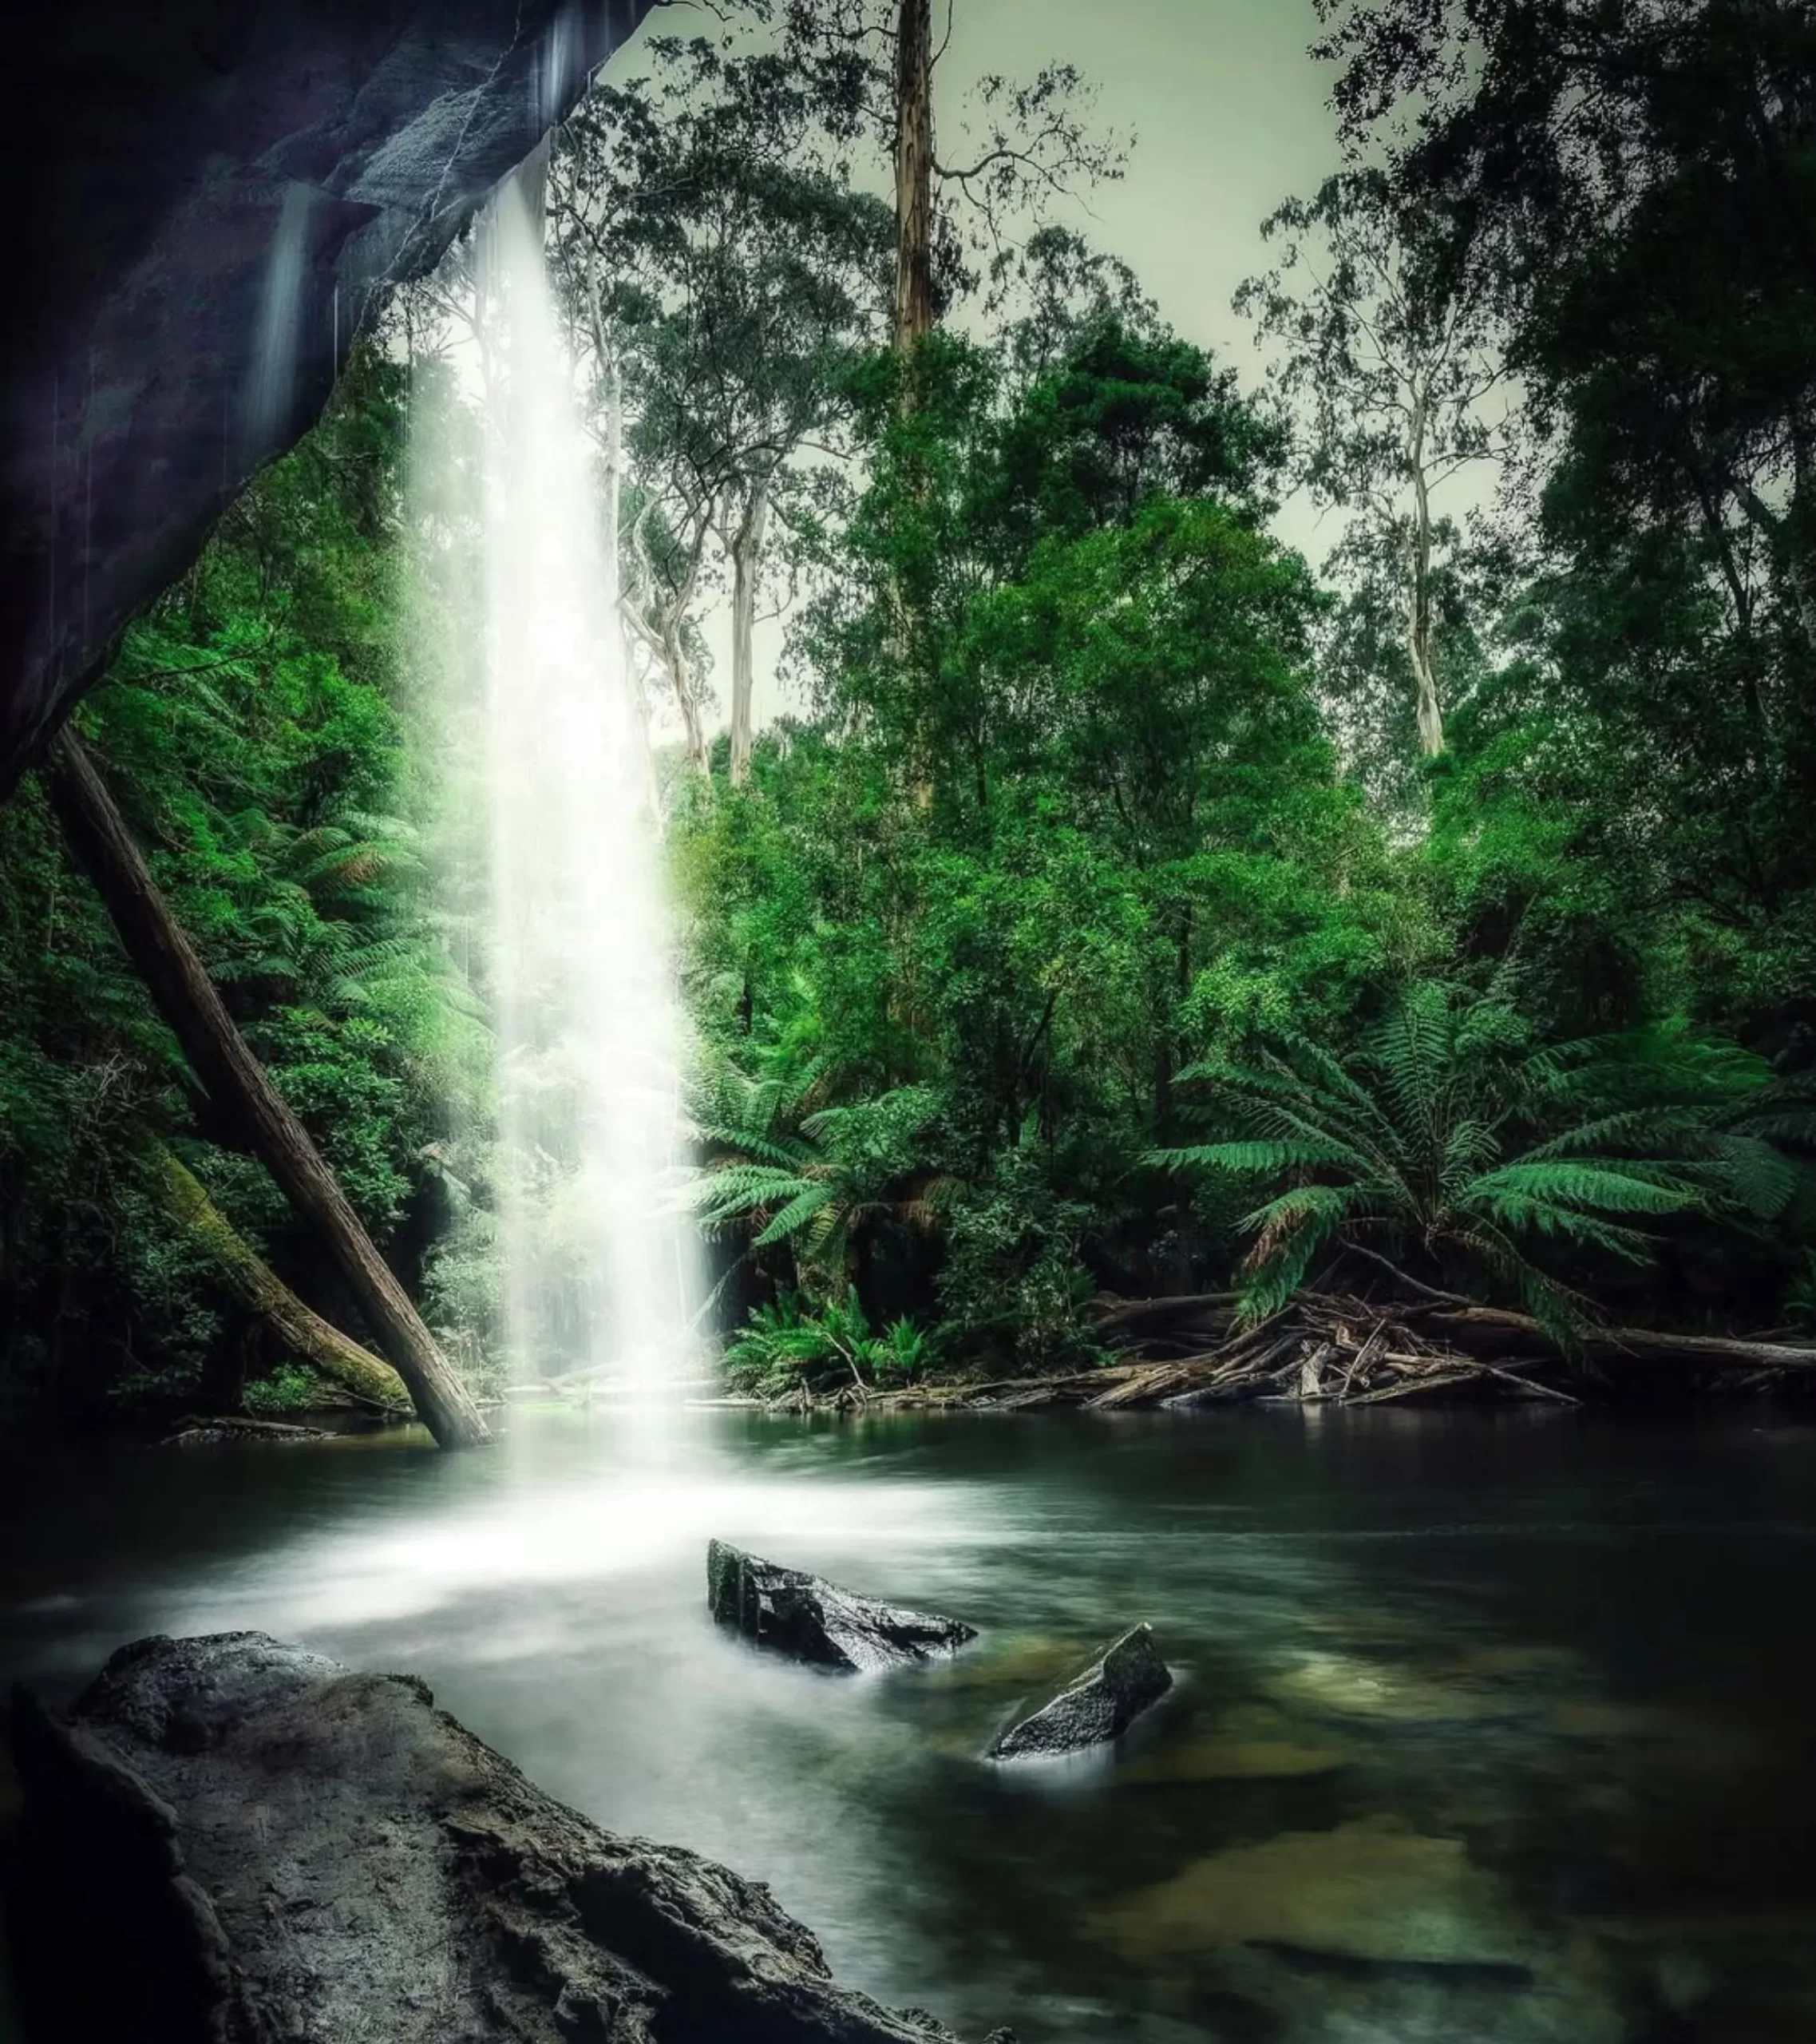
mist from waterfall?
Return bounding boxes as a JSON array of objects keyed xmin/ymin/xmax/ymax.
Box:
[{"xmin": 422, "ymin": 177, "xmax": 703, "ymax": 1399}]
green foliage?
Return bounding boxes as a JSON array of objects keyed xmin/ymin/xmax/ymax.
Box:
[
  {"xmin": 243, "ymin": 1364, "xmax": 324, "ymax": 1415},
  {"xmin": 723, "ymin": 1289, "xmax": 928, "ymax": 1396},
  {"xmin": 935, "ymin": 1131, "xmax": 1108, "ymax": 1374},
  {"xmin": 673, "ymin": 311, "xmax": 1435, "ymax": 1369},
  {"xmin": 689, "ymin": 1048, "xmax": 951, "ymax": 1301},
  {"xmin": 0, "ymin": 350, "xmax": 497, "ymax": 1416},
  {"xmin": 1153, "ymin": 980, "xmax": 1795, "ymax": 1337}
]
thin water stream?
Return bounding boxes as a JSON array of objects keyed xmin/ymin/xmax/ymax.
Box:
[{"xmin": 4, "ymin": 1408, "xmax": 1815, "ymax": 2043}]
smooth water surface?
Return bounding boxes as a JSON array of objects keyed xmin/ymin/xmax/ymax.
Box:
[{"xmin": 4, "ymin": 1408, "xmax": 1816, "ymax": 2042}]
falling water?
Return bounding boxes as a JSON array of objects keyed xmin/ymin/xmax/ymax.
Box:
[{"xmin": 469, "ymin": 176, "xmax": 703, "ymax": 1398}]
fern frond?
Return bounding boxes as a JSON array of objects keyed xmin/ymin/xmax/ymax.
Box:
[
  {"xmin": 1469, "ymin": 1161, "xmax": 1703, "ymax": 1216},
  {"xmin": 1147, "ymin": 1139, "xmax": 1371, "ymax": 1175},
  {"xmin": 753, "ymin": 1183, "xmax": 837, "ymax": 1248}
]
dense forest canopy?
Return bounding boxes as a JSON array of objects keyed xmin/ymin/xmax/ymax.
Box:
[{"xmin": 3, "ymin": 0, "xmax": 1815, "ymax": 1422}]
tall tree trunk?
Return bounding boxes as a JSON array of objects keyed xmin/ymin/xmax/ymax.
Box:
[
  {"xmin": 152, "ymin": 1143, "xmax": 411, "ymax": 1411},
  {"xmin": 1406, "ymin": 391, "xmax": 1446, "ymax": 759},
  {"xmin": 42, "ymin": 731, "xmax": 490, "ymax": 1448},
  {"xmin": 727, "ymin": 476, "xmax": 772, "ymax": 790},
  {"xmin": 889, "ymin": 0, "xmax": 937, "ymax": 800},
  {"xmin": 893, "ymin": 0, "xmax": 935, "ymax": 359}
]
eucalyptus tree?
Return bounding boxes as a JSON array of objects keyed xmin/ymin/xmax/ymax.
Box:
[
  {"xmin": 550, "ymin": 35, "xmax": 892, "ymax": 781},
  {"xmin": 1311, "ymin": 0, "xmax": 1816, "ymax": 703},
  {"xmin": 1311, "ymin": 0, "xmax": 1816, "ymax": 987},
  {"xmin": 1237, "ymin": 168, "xmax": 1506, "ymax": 763},
  {"xmin": 779, "ymin": 0, "xmax": 1129, "ymax": 356}
]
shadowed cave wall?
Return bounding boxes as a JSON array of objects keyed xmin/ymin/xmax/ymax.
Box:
[{"xmin": 1, "ymin": 0, "xmax": 654, "ymax": 792}]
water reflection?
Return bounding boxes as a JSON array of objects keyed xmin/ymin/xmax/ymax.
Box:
[{"xmin": 4, "ymin": 1407, "xmax": 1816, "ymax": 2041}]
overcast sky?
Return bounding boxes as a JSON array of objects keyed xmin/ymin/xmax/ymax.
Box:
[{"xmin": 612, "ymin": 0, "xmax": 1344, "ymax": 730}]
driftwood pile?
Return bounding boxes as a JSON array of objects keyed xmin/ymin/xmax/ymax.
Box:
[{"xmin": 904, "ymin": 1287, "xmax": 1816, "ymax": 1414}]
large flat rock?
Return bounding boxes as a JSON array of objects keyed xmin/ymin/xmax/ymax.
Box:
[{"xmin": 5, "ymin": 1630, "xmax": 998, "ymax": 2044}]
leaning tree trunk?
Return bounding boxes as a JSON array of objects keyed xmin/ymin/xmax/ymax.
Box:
[
  {"xmin": 727, "ymin": 477, "xmax": 772, "ymax": 790},
  {"xmin": 152, "ymin": 1143, "xmax": 410, "ymax": 1412},
  {"xmin": 893, "ymin": 0, "xmax": 935, "ymax": 360},
  {"xmin": 42, "ymin": 732, "xmax": 490, "ymax": 1448}
]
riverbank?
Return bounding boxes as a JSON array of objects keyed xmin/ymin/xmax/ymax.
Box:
[{"xmin": 732, "ymin": 1290, "xmax": 1816, "ymax": 1418}]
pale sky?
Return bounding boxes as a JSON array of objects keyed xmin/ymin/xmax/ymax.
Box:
[{"xmin": 610, "ymin": 0, "xmax": 1343, "ymax": 732}]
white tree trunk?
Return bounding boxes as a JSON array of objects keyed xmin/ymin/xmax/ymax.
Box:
[
  {"xmin": 728, "ymin": 477, "xmax": 772, "ymax": 789},
  {"xmin": 1405, "ymin": 391, "xmax": 1446, "ymax": 759}
]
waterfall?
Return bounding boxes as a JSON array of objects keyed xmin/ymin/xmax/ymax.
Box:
[{"xmin": 462, "ymin": 175, "xmax": 702, "ymax": 1397}]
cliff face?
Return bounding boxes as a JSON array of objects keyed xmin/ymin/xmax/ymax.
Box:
[{"xmin": 1, "ymin": 0, "xmax": 651, "ymax": 790}]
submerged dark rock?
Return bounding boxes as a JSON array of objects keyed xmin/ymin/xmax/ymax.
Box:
[
  {"xmin": 4, "ymin": 1630, "xmax": 988, "ymax": 2044},
  {"xmin": 707, "ymin": 1540, "xmax": 977, "ymax": 1673},
  {"xmin": 987, "ymin": 1624, "xmax": 1173, "ymax": 1759}
]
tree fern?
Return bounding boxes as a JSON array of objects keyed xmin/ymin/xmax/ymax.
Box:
[
  {"xmin": 1151, "ymin": 979, "xmax": 1790, "ymax": 1328},
  {"xmin": 683, "ymin": 1043, "xmax": 949, "ymax": 1301}
]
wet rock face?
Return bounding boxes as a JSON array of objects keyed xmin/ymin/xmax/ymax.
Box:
[
  {"xmin": 5, "ymin": 1630, "xmax": 984, "ymax": 2044},
  {"xmin": 708, "ymin": 1540, "xmax": 978, "ymax": 1673},
  {"xmin": 2, "ymin": 0, "xmax": 651, "ymax": 791},
  {"xmin": 987, "ymin": 1624, "xmax": 1173, "ymax": 1759}
]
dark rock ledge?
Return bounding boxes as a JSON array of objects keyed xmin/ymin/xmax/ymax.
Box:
[
  {"xmin": 4, "ymin": 2, "xmax": 654, "ymax": 790},
  {"xmin": 3, "ymin": 1630, "xmax": 1007, "ymax": 2044}
]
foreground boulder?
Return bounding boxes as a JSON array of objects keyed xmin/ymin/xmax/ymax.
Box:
[
  {"xmin": 708, "ymin": 1541, "xmax": 976, "ymax": 1673},
  {"xmin": 4, "ymin": 1630, "xmax": 991, "ymax": 2044},
  {"xmin": 987, "ymin": 1625, "xmax": 1173, "ymax": 1760}
]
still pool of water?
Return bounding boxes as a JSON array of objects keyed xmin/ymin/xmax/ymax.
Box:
[{"xmin": 4, "ymin": 1407, "xmax": 1816, "ymax": 2042}]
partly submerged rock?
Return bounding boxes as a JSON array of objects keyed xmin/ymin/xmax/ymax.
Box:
[
  {"xmin": 5, "ymin": 1630, "xmax": 994, "ymax": 2044},
  {"xmin": 987, "ymin": 1624, "xmax": 1172, "ymax": 1759},
  {"xmin": 707, "ymin": 1540, "xmax": 976, "ymax": 1673}
]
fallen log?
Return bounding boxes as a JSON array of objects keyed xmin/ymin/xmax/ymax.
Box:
[
  {"xmin": 1424, "ymin": 1308, "xmax": 1816, "ymax": 1372},
  {"xmin": 43, "ymin": 733, "xmax": 489, "ymax": 1450},
  {"xmin": 867, "ymin": 1292, "xmax": 1816, "ymax": 1418},
  {"xmin": 888, "ymin": 1363, "xmax": 1148, "ymax": 1410},
  {"xmin": 160, "ymin": 1416, "xmax": 333, "ymax": 1447},
  {"xmin": 6, "ymin": 1632, "xmax": 1002, "ymax": 2044},
  {"xmin": 1341, "ymin": 1368, "xmax": 1486, "ymax": 1407},
  {"xmin": 1093, "ymin": 1289, "xmax": 1239, "ymax": 1329},
  {"xmin": 1090, "ymin": 1292, "xmax": 1238, "ymax": 1352}
]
